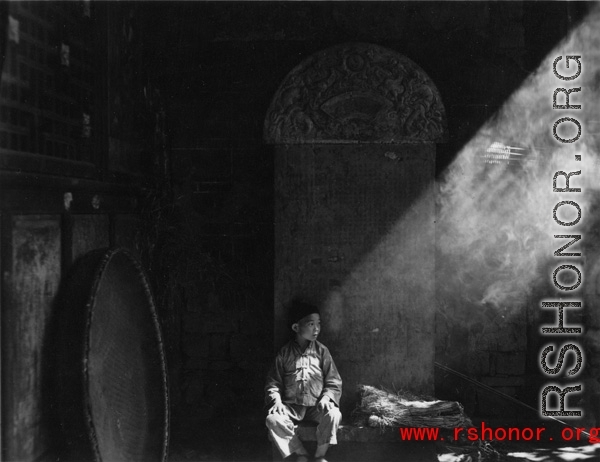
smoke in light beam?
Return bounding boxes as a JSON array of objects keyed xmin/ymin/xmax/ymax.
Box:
[
  {"xmin": 335, "ymin": 4, "xmax": 600, "ymax": 330},
  {"xmin": 435, "ymin": 4, "xmax": 600, "ymax": 314}
]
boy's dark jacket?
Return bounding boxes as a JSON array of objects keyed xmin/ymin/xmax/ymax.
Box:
[{"xmin": 265, "ymin": 339, "xmax": 342, "ymax": 408}]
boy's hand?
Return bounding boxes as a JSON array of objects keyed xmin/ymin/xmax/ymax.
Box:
[
  {"xmin": 268, "ymin": 402, "xmax": 287, "ymax": 415},
  {"xmin": 317, "ymin": 395, "xmax": 334, "ymax": 412}
]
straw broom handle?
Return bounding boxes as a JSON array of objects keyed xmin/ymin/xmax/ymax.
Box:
[{"xmin": 434, "ymin": 362, "xmax": 591, "ymax": 437}]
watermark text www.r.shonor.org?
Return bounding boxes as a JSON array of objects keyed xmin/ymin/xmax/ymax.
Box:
[
  {"xmin": 398, "ymin": 424, "xmax": 600, "ymax": 443},
  {"xmin": 540, "ymin": 54, "xmax": 585, "ymax": 418}
]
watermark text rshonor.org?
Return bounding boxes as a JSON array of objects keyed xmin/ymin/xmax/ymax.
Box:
[
  {"xmin": 540, "ymin": 55, "xmax": 584, "ymax": 418},
  {"xmin": 398, "ymin": 423, "xmax": 600, "ymax": 443}
]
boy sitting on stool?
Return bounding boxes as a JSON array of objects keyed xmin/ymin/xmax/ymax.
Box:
[{"xmin": 265, "ymin": 300, "xmax": 342, "ymax": 462}]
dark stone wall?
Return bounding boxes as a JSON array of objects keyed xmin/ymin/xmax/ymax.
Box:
[
  {"xmin": 137, "ymin": 0, "xmax": 595, "ymax": 455},
  {"xmin": 10, "ymin": 2, "xmax": 595, "ymax": 460},
  {"xmin": 0, "ymin": 2, "xmax": 168, "ymax": 460},
  {"xmin": 274, "ymin": 144, "xmax": 436, "ymax": 417}
]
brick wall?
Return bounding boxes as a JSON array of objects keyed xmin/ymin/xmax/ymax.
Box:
[{"xmin": 141, "ymin": 1, "xmax": 589, "ymax": 437}]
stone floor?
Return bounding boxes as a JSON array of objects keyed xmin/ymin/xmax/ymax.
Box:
[
  {"xmin": 502, "ymin": 442, "xmax": 600, "ymax": 461},
  {"xmin": 167, "ymin": 410, "xmax": 600, "ymax": 462},
  {"xmin": 169, "ymin": 433, "xmax": 600, "ymax": 462},
  {"xmin": 168, "ymin": 408, "xmax": 272, "ymax": 462},
  {"xmin": 438, "ymin": 439, "xmax": 600, "ymax": 462}
]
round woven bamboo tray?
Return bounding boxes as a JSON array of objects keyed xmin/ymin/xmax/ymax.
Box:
[{"xmin": 55, "ymin": 248, "xmax": 169, "ymax": 462}]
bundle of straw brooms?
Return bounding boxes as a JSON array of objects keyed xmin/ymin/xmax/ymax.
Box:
[{"xmin": 354, "ymin": 384, "xmax": 473, "ymax": 429}]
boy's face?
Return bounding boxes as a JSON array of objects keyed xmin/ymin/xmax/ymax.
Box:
[{"xmin": 292, "ymin": 313, "xmax": 321, "ymax": 342}]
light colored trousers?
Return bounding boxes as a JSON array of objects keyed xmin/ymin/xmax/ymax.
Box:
[{"xmin": 266, "ymin": 404, "xmax": 342, "ymax": 459}]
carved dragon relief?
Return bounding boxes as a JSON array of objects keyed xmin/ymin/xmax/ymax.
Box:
[{"xmin": 264, "ymin": 43, "xmax": 447, "ymax": 144}]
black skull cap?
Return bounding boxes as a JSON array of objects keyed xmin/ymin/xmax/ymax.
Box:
[{"xmin": 290, "ymin": 299, "xmax": 320, "ymax": 324}]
